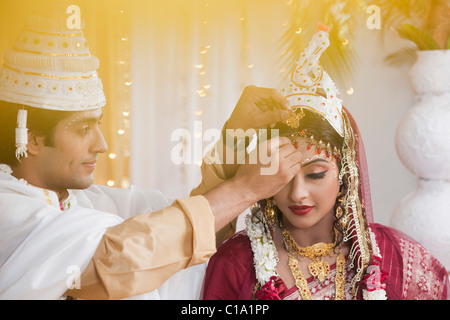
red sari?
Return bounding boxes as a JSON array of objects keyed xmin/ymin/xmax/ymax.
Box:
[{"xmin": 202, "ymin": 224, "xmax": 448, "ymax": 300}]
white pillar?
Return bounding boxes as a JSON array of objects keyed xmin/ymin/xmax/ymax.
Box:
[{"xmin": 391, "ymin": 50, "xmax": 450, "ymax": 271}]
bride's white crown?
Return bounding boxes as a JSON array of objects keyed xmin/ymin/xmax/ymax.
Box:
[{"xmin": 281, "ymin": 30, "xmax": 344, "ymax": 137}]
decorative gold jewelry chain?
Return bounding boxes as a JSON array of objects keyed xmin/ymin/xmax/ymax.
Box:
[
  {"xmin": 288, "ymin": 251, "xmax": 346, "ymax": 300},
  {"xmin": 282, "ymin": 227, "xmax": 346, "ymax": 299},
  {"xmin": 281, "ymin": 228, "xmax": 336, "ymax": 282}
]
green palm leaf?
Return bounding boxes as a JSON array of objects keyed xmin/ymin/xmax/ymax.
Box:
[
  {"xmin": 374, "ymin": 0, "xmax": 450, "ymax": 49},
  {"xmin": 384, "ymin": 45, "xmax": 417, "ymax": 66},
  {"xmin": 396, "ymin": 24, "xmax": 440, "ymax": 50}
]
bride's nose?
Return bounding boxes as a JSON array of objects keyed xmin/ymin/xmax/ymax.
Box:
[{"xmin": 288, "ymin": 175, "xmax": 309, "ymax": 203}]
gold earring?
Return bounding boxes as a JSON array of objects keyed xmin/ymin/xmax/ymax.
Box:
[
  {"xmin": 265, "ymin": 198, "xmax": 277, "ymax": 226},
  {"xmin": 336, "ymin": 205, "xmax": 343, "ymax": 219},
  {"xmin": 336, "ymin": 193, "xmax": 347, "ymax": 229}
]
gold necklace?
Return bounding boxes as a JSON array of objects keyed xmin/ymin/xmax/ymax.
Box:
[
  {"xmin": 281, "ymin": 227, "xmax": 346, "ymax": 300},
  {"xmin": 281, "ymin": 228, "xmax": 336, "ymax": 282},
  {"xmin": 288, "ymin": 251, "xmax": 346, "ymax": 300}
]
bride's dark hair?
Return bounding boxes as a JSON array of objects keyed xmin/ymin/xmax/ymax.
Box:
[{"xmin": 272, "ymin": 108, "xmax": 344, "ymax": 156}]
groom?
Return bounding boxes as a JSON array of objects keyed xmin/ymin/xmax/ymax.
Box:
[{"xmin": 0, "ymin": 2, "xmax": 300, "ymax": 299}]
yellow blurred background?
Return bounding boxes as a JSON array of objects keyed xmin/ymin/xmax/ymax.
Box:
[{"xmin": 0, "ymin": 0, "xmax": 421, "ymax": 228}]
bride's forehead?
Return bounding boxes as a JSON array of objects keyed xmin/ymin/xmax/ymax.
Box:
[{"xmin": 300, "ymin": 154, "xmax": 332, "ymax": 167}]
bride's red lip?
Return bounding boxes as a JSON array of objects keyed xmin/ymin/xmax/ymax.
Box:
[{"xmin": 289, "ymin": 205, "xmax": 314, "ymax": 216}]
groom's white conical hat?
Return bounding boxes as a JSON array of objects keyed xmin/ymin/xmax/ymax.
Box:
[{"xmin": 0, "ymin": 0, "xmax": 106, "ymax": 160}]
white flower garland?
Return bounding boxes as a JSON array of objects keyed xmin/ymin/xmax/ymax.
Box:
[
  {"xmin": 362, "ymin": 228, "xmax": 387, "ymax": 300},
  {"xmin": 245, "ymin": 211, "xmax": 387, "ymax": 300},
  {"xmin": 245, "ymin": 213, "xmax": 279, "ymax": 285},
  {"xmin": 363, "ymin": 288, "xmax": 387, "ymax": 300}
]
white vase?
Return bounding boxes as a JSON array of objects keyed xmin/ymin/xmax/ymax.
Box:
[{"xmin": 391, "ymin": 50, "xmax": 450, "ymax": 270}]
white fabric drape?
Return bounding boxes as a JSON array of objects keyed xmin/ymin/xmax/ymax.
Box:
[{"xmin": 129, "ymin": 0, "xmax": 289, "ymax": 198}]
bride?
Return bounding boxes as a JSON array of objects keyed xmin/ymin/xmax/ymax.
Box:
[{"xmin": 201, "ymin": 31, "xmax": 449, "ymax": 300}]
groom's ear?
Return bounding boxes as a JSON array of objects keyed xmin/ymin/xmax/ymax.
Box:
[{"xmin": 26, "ymin": 132, "xmax": 46, "ymax": 156}]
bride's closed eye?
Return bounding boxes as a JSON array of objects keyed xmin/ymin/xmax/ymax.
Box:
[{"xmin": 306, "ymin": 170, "xmax": 328, "ymax": 180}]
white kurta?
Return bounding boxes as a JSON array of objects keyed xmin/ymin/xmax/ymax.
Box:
[{"xmin": 0, "ymin": 170, "xmax": 207, "ymax": 300}]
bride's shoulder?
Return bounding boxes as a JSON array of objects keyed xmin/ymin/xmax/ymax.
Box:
[
  {"xmin": 218, "ymin": 230, "xmax": 251, "ymax": 249},
  {"xmin": 215, "ymin": 230, "xmax": 252, "ymax": 258}
]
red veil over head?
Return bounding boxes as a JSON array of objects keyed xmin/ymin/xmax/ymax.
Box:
[
  {"xmin": 344, "ymin": 107, "xmax": 373, "ymax": 225},
  {"xmin": 340, "ymin": 107, "xmax": 374, "ymax": 295},
  {"xmin": 342, "ymin": 107, "xmax": 449, "ymax": 300}
]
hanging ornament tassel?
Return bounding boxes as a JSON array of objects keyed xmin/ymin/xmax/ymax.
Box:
[{"xmin": 15, "ymin": 109, "xmax": 28, "ymax": 161}]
